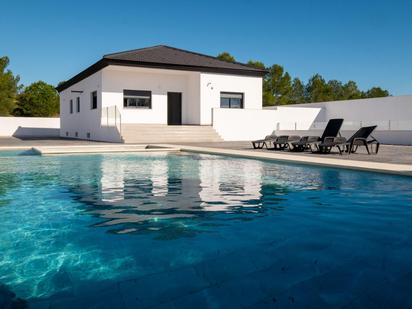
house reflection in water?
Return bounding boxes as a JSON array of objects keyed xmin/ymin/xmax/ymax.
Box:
[
  {"xmin": 60, "ymin": 153, "xmax": 275, "ymax": 235},
  {"xmin": 198, "ymin": 158, "xmax": 263, "ymax": 211}
]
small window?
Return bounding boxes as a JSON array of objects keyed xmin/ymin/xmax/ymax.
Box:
[
  {"xmin": 70, "ymin": 100, "xmax": 73, "ymax": 114},
  {"xmin": 91, "ymin": 91, "xmax": 97, "ymax": 110},
  {"xmin": 76, "ymin": 97, "xmax": 80, "ymax": 113},
  {"xmin": 123, "ymin": 90, "xmax": 151, "ymax": 109},
  {"xmin": 220, "ymin": 92, "xmax": 244, "ymax": 108}
]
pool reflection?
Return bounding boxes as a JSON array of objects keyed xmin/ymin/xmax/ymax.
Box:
[{"xmin": 62, "ymin": 153, "xmax": 290, "ymax": 234}]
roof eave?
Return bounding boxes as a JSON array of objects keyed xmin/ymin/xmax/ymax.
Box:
[
  {"xmin": 57, "ymin": 58, "xmax": 268, "ymax": 92},
  {"xmin": 104, "ymin": 58, "xmax": 268, "ymax": 77},
  {"xmin": 56, "ymin": 59, "xmax": 109, "ymax": 92}
]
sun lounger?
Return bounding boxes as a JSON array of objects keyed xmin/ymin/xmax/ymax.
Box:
[
  {"xmin": 347, "ymin": 125, "xmax": 380, "ymax": 154},
  {"xmin": 251, "ymin": 133, "xmax": 277, "ymax": 149},
  {"xmin": 289, "ymin": 136, "xmax": 320, "ymax": 152},
  {"xmin": 318, "ymin": 125, "xmax": 379, "ymax": 155},
  {"xmin": 269, "ymin": 135, "xmax": 300, "ymax": 150},
  {"xmin": 290, "ymin": 119, "xmax": 344, "ymax": 152},
  {"xmin": 316, "ymin": 136, "xmax": 347, "ymax": 154}
]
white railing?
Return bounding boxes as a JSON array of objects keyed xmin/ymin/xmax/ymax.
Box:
[
  {"xmin": 101, "ymin": 105, "xmax": 122, "ymax": 136},
  {"xmin": 276, "ymin": 120, "xmax": 412, "ymax": 131}
]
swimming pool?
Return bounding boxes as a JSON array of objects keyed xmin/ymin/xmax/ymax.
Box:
[{"xmin": 0, "ymin": 151, "xmax": 411, "ymax": 308}]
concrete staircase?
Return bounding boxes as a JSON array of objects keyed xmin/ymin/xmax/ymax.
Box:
[{"xmin": 121, "ymin": 124, "xmax": 223, "ymax": 144}]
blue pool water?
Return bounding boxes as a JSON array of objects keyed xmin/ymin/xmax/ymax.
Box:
[{"xmin": 0, "ymin": 151, "xmax": 412, "ymax": 308}]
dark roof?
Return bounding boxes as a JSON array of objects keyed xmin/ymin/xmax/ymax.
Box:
[{"xmin": 56, "ymin": 45, "xmax": 268, "ymax": 92}]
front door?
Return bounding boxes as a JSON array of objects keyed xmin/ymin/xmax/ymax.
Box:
[{"xmin": 167, "ymin": 92, "xmax": 182, "ymax": 125}]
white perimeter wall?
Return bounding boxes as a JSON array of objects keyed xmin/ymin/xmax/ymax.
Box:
[
  {"xmin": 213, "ymin": 95, "xmax": 412, "ymax": 145},
  {"xmin": 102, "ymin": 66, "xmax": 201, "ymax": 125},
  {"xmin": 200, "ymin": 73, "xmax": 262, "ymax": 125},
  {"xmin": 213, "ymin": 106, "xmax": 322, "ymax": 141},
  {"xmin": 272, "ymin": 96, "xmax": 412, "ymax": 145},
  {"xmin": 289, "ymin": 95, "xmax": 412, "ymax": 122},
  {"xmin": 0, "ymin": 117, "xmax": 60, "ymax": 137}
]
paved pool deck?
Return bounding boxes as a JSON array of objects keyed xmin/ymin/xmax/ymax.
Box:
[
  {"xmin": 173, "ymin": 141, "xmax": 412, "ymax": 165},
  {"xmin": 0, "ymin": 137, "xmax": 111, "ymax": 148},
  {"xmin": 1, "ymin": 137, "xmax": 411, "ymax": 176},
  {"xmin": 161, "ymin": 142, "xmax": 412, "ymax": 176}
]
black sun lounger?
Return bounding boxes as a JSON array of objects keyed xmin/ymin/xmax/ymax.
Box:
[
  {"xmin": 289, "ymin": 136, "xmax": 321, "ymax": 152},
  {"xmin": 252, "ymin": 133, "xmax": 277, "ymax": 149},
  {"xmin": 318, "ymin": 125, "xmax": 379, "ymax": 155},
  {"xmin": 290, "ymin": 118, "xmax": 344, "ymax": 152},
  {"xmin": 269, "ymin": 135, "xmax": 300, "ymax": 150}
]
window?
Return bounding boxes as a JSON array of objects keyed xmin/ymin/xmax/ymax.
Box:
[
  {"xmin": 220, "ymin": 92, "xmax": 244, "ymax": 108},
  {"xmin": 76, "ymin": 97, "xmax": 80, "ymax": 113},
  {"xmin": 123, "ymin": 90, "xmax": 151, "ymax": 109},
  {"xmin": 91, "ymin": 91, "xmax": 97, "ymax": 109},
  {"xmin": 70, "ymin": 100, "xmax": 73, "ymax": 114}
]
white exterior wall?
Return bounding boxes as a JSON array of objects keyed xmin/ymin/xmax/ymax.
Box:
[
  {"xmin": 0, "ymin": 117, "xmax": 60, "ymax": 137},
  {"xmin": 59, "ymin": 65, "xmax": 264, "ymax": 142},
  {"xmin": 199, "ymin": 73, "xmax": 262, "ymax": 125},
  {"xmin": 59, "ymin": 70, "xmax": 121, "ymax": 142},
  {"xmin": 185, "ymin": 73, "xmax": 201, "ymax": 124},
  {"xmin": 101, "ymin": 66, "xmax": 201, "ymax": 125}
]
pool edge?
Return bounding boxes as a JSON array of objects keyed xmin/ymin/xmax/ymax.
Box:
[{"xmin": 1, "ymin": 144, "xmax": 411, "ymax": 176}]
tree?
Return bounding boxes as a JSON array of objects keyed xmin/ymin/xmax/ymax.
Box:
[
  {"xmin": 217, "ymin": 52, "xmax": 236, "ymax": 63},
  {"xmin": 289, "ymin": 78, "xmax": 306, "ymax": 104},
  {"xmin": 305, "ymin": 74, "xmax": 334, "ymax": 103},
  {"xmin": 0, "ymin": 57, "xmax": 20, "ymax": 115},
  {"xmin": 342, "ymin": 80, "xmax": 362, "ymax": 100},
  {"xmin": 327, "ymin": 80, "xmax": 344, "ymax": 101},
  {"xmin": 14, "ymin": 81, "xmax": 59, "ymax": 117},
  {"xmin": 218, "ymin": 55, "xmax": 389, "ymax": 105},
  {"xmin": 363, "ymin": 87, "xmax": 389, "ymax": 98},
  {"xmin": 57, "ymin": 80, "xmax": 66, "ymax": 88},
  {"xmin": 262, "ymin": 86, "xmax": 275, "ymax": 106},
  {"xmin": 265, "ymin": 64, "xmax": 292, "ymax": 105},
  {"xmin": 247, "ymin": 60, "xmax": 276, "ymax": 106},
  {"xmin": 247, "ymin": 60, "xmax": 266, "ymax": 70}
]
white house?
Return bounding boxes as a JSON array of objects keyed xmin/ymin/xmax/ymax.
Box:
[{"xmin": 57, "ymin": 45, "xmax": 267, "ymax": 142}]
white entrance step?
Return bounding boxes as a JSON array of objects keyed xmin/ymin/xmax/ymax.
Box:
[{"xmin": 121, "ymin": 124, "xmax": 223, "ymax": 143}]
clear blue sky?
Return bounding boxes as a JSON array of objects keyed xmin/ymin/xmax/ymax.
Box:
[{"xmin": 1, "ymin": 0, "xmax": 411, "ymax": 94}]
